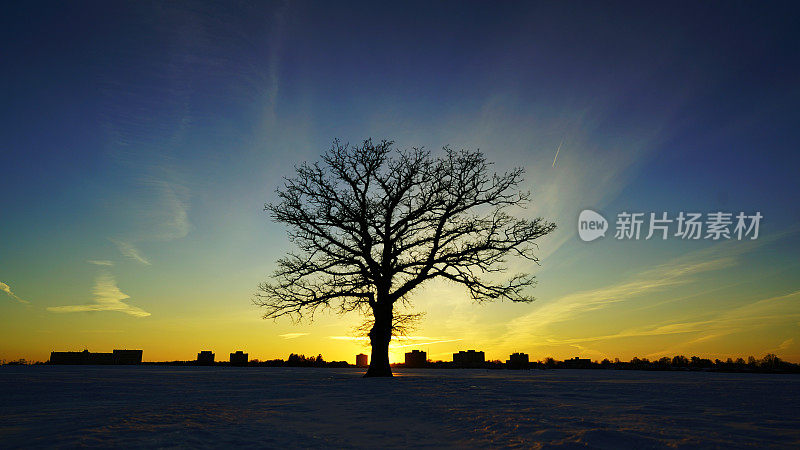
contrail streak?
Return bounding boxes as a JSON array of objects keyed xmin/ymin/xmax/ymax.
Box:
[{"xmin": 552, "ymin": 138, "xmax": 564, "ymax": 168}]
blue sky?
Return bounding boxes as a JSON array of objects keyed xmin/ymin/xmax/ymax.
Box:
[{"xmin": 1, "ymin": 1, "xmax": 799, "ymax": 362}]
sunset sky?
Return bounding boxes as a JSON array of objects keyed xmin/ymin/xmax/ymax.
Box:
[{"xmin": 2, "ymin": 1, "xmax": 799, "ymax": 364}]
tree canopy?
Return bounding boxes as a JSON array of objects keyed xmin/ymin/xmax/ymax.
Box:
[{"xmin": 256, "ymin": 139, "xmax": 556, "ymax": 376}]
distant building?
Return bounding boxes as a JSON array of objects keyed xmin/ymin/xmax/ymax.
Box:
[
  {"xmin": 197, "ymin": 351, "xmax": 215, "ymax": 365},
  {"xmin": 49, "ymin": 349, "xmax": 142, "ymax": 365},
  {"xmin": 230, "ymin": 351, "xmax": 249, "ymax": 366},
  {"xmin": 113, "ymin": 349, "xmax": 143, "ymax": 364},
  {"xmin": 50, "ymin": 350, "xmax": 109, "ymax": 365},
  {"xmin": 453, "ymin": 350, "xmax": 485, "ymax": 368},
  {"xmin": 563, "ymin": 357, "xmax": 592, "ymax": 369},
  {"xmin": 404, "ymin": 350, "xmax": 427, "ymax": 368},
  {"xmin": 356, "ymin": 353, "xmax": 368, "ymax": 367},
  {"xmin": 506, "ymin": 352, "xmax": 529, "ymax": 369}
]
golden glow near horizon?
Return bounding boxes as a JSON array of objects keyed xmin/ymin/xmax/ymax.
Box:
[
  {"xmin": 2, "ymin": 0, "xmax": 800, "ymax": 371},
  {"xmin": 2, "ymin": 227, "xmax": 799, "ymax": 364}
]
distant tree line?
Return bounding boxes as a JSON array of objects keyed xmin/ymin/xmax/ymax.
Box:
[
  {"xmin": 1, "ymin": 359, "xmax": 46, "ymax": 365},
  {"xmin": 4, "ymin": 353, "xmax": 798, "ymax": 373},
  {"xmin": 403, "ymin": 353, "xmax": 799, "ymax": 373},
  {"xmin": 248, "ymin": 353, "xmax": 350, "ymax": 368},
  {"xmin": 527, "ymin": 354, "xmax": 798, "ymax": 373}
]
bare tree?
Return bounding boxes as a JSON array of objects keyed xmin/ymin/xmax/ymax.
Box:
[{"xmin": 255, "ymin": 139, "xmax": 556, "ymax": 377}]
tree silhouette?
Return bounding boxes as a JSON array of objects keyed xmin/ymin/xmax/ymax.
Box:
[{"xmin": 255, "ymin": 139, "xmax": 556, "ymax": 377}]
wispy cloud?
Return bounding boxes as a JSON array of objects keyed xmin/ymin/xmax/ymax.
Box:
[
  {"xmin": 778, "ymin": 338, "xmax": 795, "ymax": 351},
  {"xmin": 328, "ymin": 335, "xmax": 461, "ymax": 349},
  {"xmin": 526, "ymin": 288, "xmax": 800, "ymax": 349},
  {"xmin": 47, "ymin": 272, "xmax": 150, "ymax": 317},
  {"xmin": 80, "ymin": 329, "xmax": 124, "ymax": 334},
  {"xmin": 431, "ymin": 94, "xmax": 673, "ymax": 262},
  {"xmin": 391, "ymin": 339, "xmax": 463, "ymax": 348},
  {"xmin": 499, "ymin": 232, "xmax": 796, "ymax": 354},
  {"xmin": 264, "ymin": 3, "xmax": 286, "ymax": 123},
  {"xmin": 279, "ymin": 332, "xmax": 309, "ymax": 339},
  {"xmin": 0, "ymin": 281, "xmax": 28, "ymax": 304},
  {"xmin": 107, "ymin": 178, "xmax": 191, "ymax": 266},
  {"xmin": 501, "ymin": 255, "xmax": 737, "ymax": 346},
  {"xmin": 141, "ymin": 178, "xmax": 191, "ymax": 242},
  {"xmin": 329, "ymin": 336, "xmax": 367, "ymax": 341},
  {"xmin": 640, "ymin": 290, "xmax": 800, "ymax": 357},
  {"xmin": 88, "ymin": 260, "xmax": 114, "ymax": 266},
  {"xmin": 110, "ymin": 239, "xmax": 151, "ymax": 265}
]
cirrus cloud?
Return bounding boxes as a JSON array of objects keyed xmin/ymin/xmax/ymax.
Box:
[
  {"xmin": 279, "ymin": 332, "xmax": 309, "ymax": 339},
  {"xmin": 0, "ymin": 281, "xmax": 28, "ymax": 304},
  {"xmin": 47, "ymin": 272, "xmax": 150, "ymax": 317},
  {"xmin": 88, "ymin": 260, "xmax": 114, "ymax": 266},
  {"xmin": 110, "ymin": 239, "xmax": 151, "ymax": 265}
]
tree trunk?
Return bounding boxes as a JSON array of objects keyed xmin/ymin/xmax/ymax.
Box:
[{"xmin": 364, "ymin": 303, "xmax": 393, "ymax": 377}]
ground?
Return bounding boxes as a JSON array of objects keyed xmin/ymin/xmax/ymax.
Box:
[{"xmin": 1, "ymin": 366, "xmax": 798, "ymax": 448}]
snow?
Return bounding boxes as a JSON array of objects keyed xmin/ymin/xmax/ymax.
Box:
[{"xmin": 1, "ymin": 366, "xmax": 798, "ymax": 448}]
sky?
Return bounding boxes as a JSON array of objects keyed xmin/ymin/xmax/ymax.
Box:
[{"xmin": 2, "ymin": 1, "xmax": 799, "ymax": 364}]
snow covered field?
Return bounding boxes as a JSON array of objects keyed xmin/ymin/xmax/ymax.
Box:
[{"xmin": 1, "ymin": 366, "xmax": 798, "ymax": 448}]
